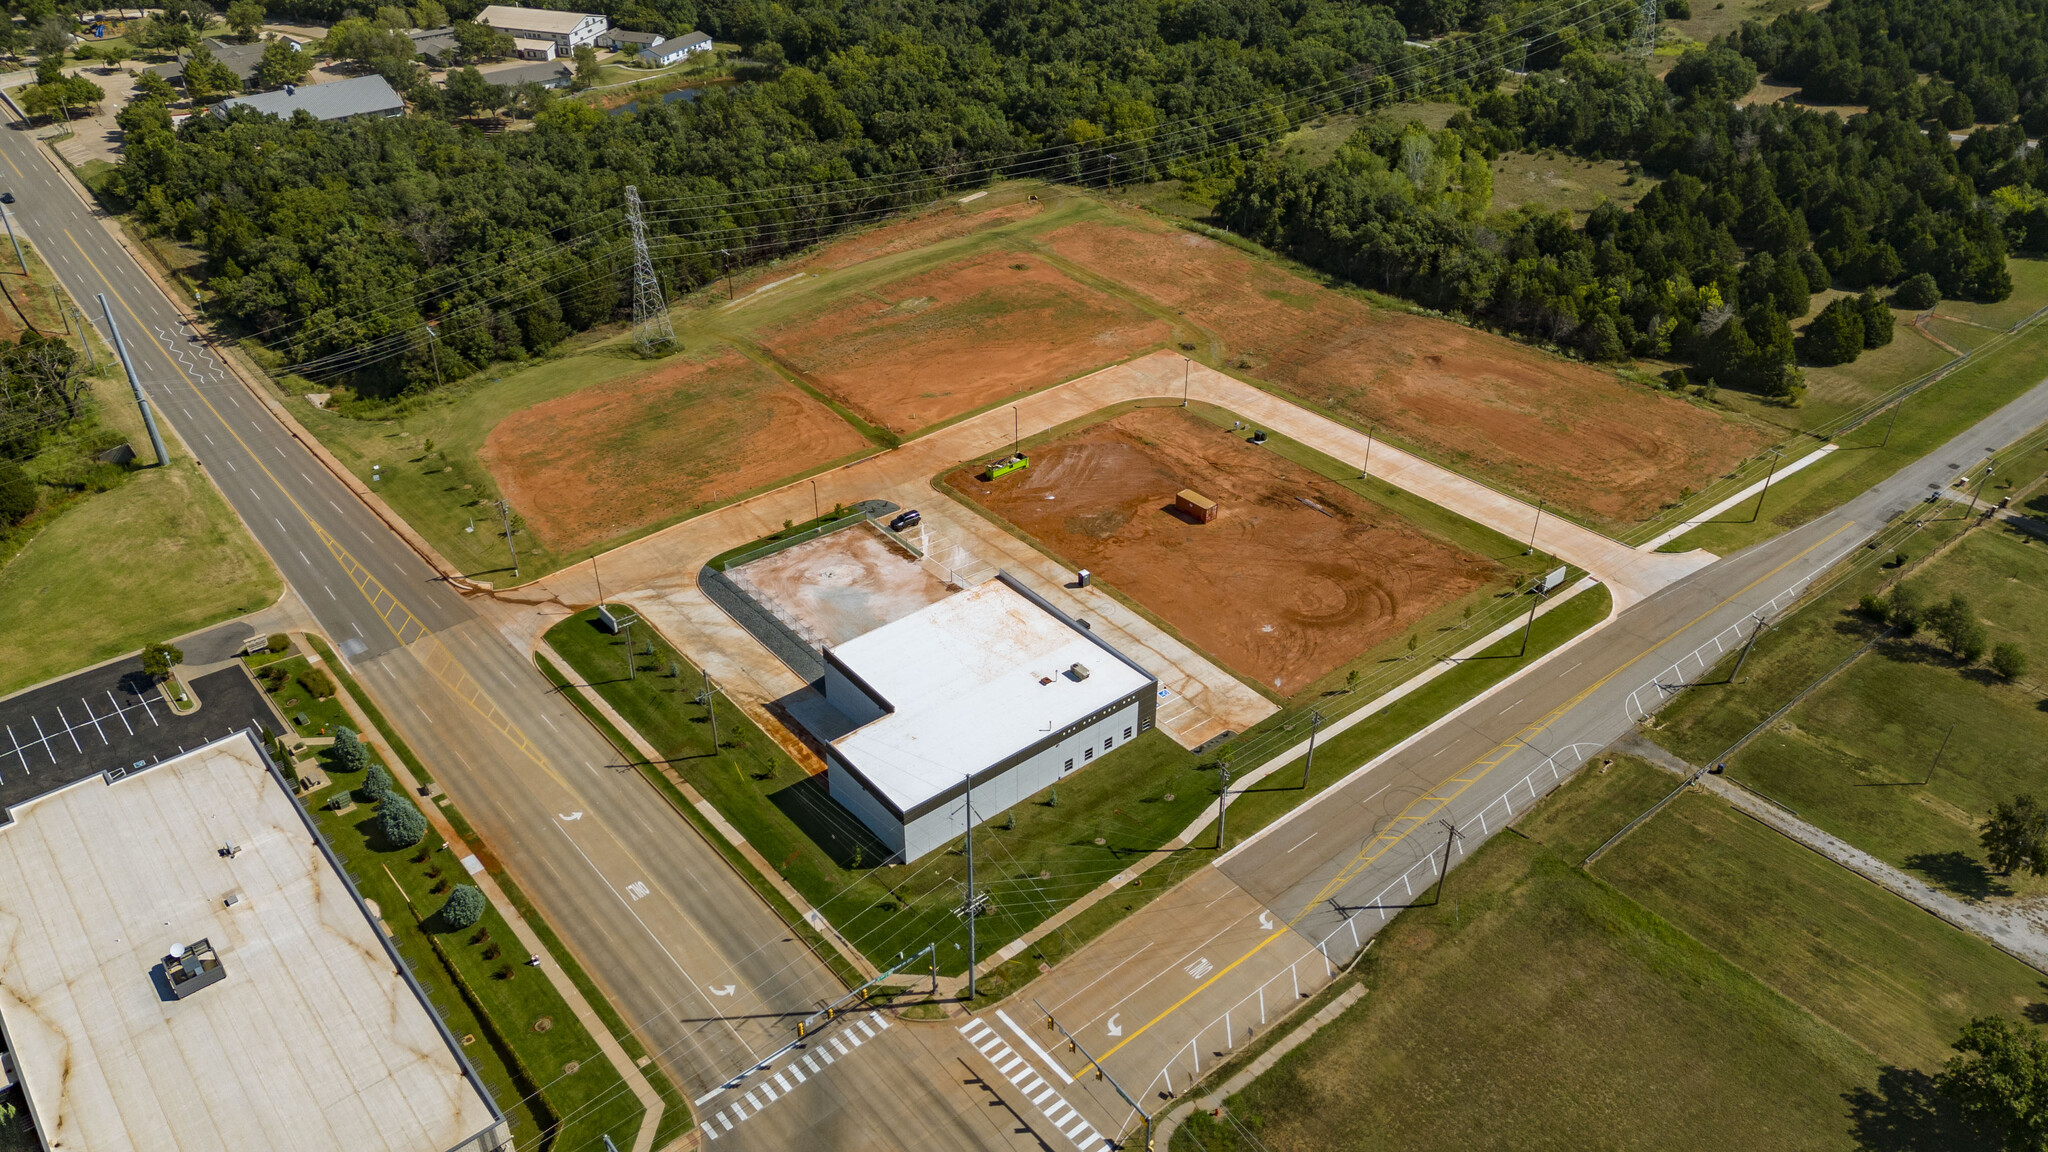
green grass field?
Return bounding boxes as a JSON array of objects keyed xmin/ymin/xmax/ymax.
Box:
[
  {"xmin": 1174, "ymin": 755, "xmax": 2023, "ymax": 1151},
  {"xmin": 255, "ymin": 654, "xmax": 354, "ymax": 739},
  {"xmin": 1488, "ymin": 151, "xmax": 1656, "ymax": 219},
  {"xmin": 1662, "ymin": 309, "xmax": 2048, "ymax": 555},
  {"xmin": 1651, "ymin": 521, "xmax": 2048, "ymax": 899},
  {"xmin": 0, "ymin": 373, "xmax": 279, "ymax": 697}
]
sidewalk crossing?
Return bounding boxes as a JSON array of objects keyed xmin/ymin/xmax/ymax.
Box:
[
  {"xmin": 958, "ymin": 1015, "xmax": 1114, "ymax": 1151},
  {"xmin": 701, "ymin": 1011, "xmax": 891, "ymax": 1141}
]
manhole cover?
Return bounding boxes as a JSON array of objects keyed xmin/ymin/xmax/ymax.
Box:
[{"xmin": 532, "ymin": 1016, "xmax": 554, "ymax": 1033}]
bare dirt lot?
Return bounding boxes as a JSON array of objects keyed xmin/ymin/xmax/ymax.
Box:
[
  {"xmin": 758, "ymin": 248, "xmax": 1169, "ymax": 435},
  {"xmin": 952, "ymin": 407, "xmax": 1496, "ymax": 696},
  {"xmin": 480, "ymin": 351, "xmax": 867, "ymax": 552},
  {"xmin": 728, "ymin": 523, "xmax": 952, "ymax": 648},
  {"xmin": 1043, "ymin": 218, "xmax": 1770, "ymax": 527}
]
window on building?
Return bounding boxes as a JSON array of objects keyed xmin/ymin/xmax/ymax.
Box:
[
  {"xmin": 1083, "ymin": 747, "xmax": 1093, "ymax": 761},
  {"xmin": 1103, "ymin": 737, "xmax": 1113, "ymax": 751},
  {"xmin": 1124, "ymin": 727, "xmax": 1133, "ymax": 740},
  {"xmin": 1064, "ymin": 759, "xmax": 1073, "ymax": 772}
]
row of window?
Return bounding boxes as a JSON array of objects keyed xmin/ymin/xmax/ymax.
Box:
[{"xmin": 1064, "ymin": 727, "xmax": 1138, "ymax": 772}]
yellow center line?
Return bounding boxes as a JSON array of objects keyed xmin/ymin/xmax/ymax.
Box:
[
  {"xmin": 63, "ymin": 232, "xmax": 557, "ymax": 780},
  {"xmin": 1091, "ymin": 521, "xmax": 1854, "ymax": 1066}
]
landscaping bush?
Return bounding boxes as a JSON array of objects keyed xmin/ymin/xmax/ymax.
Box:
[
  {"xmin": 330, "ymin": 726, "xmax": 370, "ymax": 773},
  {"xmin": 1992, "ymin": 642, "xmax": 2029, "ymax": 682},
  {"xmin": 378, "ymin": 793, "xmax": 428, "ymax": 848},
  {"xmin": 298, "ymin": 667, "xmax": 336, "ymax": 699},
  {"xmin": 266, "ymin": 633, "xmax": 290, "ymax": 653}
]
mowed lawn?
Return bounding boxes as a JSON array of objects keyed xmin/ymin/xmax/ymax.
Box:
[
  {"xmin": 1174, "ymin": 757, "xmax": 2023, "ymax": 1152},
  {"xmin": 1653, "ymin": 523, "xmax": 2048, "ymax": 899},
  {"xmin": 0, "ymin": 437, "xmax": 278, "ymax": 697}
]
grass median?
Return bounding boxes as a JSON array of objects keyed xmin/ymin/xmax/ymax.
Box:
[{"xmin": 1173, "ymin": 754, "xmax": 2031, "ymax": 1151}]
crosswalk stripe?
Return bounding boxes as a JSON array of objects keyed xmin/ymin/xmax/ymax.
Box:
[
  {"xmin": 997, "ymin": 1055, "xmax": 1024, "ymax": 1077},
  {"xmin": 1022, "ymin": 1075, "xmax": 1045, "ymax": 1095},
  {"xmin": 1045, "ymin": 1103, "xmax": 1071, "ymax": 1124},
  {"xmin": 831, "ymin": 1038, "xmax": 850, "ymax": 1056},
  {"xmin": 1031, "ymin": 1085, "xmax": 1057, "ymax": 1106},
  {"xmin": 745, "ymin": 1091, "xmax": 763, "ymax": 1110},
  {"xmin": 975, "ymin": 1034, "xmax": 1005, "ymax": 1055},
  {"xmin": 774, "ymin": 1073, "xmax": 792, "ymax": 1092},
  {"xmin": 788, "ymin": 1064, "xmax": 805, "ymax": 1083},
  {"xmin": 870, "ymin": 1012, "xmax": 891, "ymax": 1030},
  {"xmin": 1064, "ymin": 1115, "xmax": 1091, "ymax": 1138},
  {"xmin": 719, "ymin": 1114, "xmax": 734, "ymax": 1132},
  {"xmin": 804, "ymin": 1055, "xmax": 821, "ymax": 1073},
  {"xmin": 960, "ymin": 1018, "xmax": 990, "ymax": 1038},
  {"xmin": 818, "ymin": 1044, "xmax": 836, "ymax": 1063},
  {"xmin": 1007, "ymin": 1064, "xmax": 1034, "ymax": 1086},
  {"xmin": 857, "ymin": 1019, "xmax": 876, "ymax": 1038}
]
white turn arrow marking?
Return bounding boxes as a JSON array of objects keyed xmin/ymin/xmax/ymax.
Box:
[
  {"xmin": 1106, "ymin": 1014, "xmax": 1122, "ymax": 1037},
  {"xmin": 1259, "ymin": 911, "xmax": 1274, "ymax": 930},
  {"xmin": 710, "ymin": 985, "xmax": 736, "ymax": 997},
  {"xmin": 559, "ymin": 811, "xmax": 583, "ymax": 821}
]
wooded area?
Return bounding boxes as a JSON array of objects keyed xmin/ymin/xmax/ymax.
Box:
[{"xmin": 95, "ymin": 0, "xmax": 2048, "ymax": 402}]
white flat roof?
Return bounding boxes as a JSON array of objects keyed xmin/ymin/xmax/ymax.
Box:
[
  {"xmin": 0, "ymin": 736, "xmax": 499, "ymax": 1152},
  {"xmin": 831, "ymin": 579, "xmax": 1151, "ymax": 813},
  {"xmin": 476, "ymin": 4, "xmax": 598, "ymax": 33}
]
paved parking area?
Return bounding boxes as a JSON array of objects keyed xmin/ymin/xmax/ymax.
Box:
[{"xmin": 0, "ymin": 663, "xmax": 279, "ymax": 819}]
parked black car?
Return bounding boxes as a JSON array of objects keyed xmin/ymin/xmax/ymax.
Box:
[{"xmin": 890, "ymin": 509, "xmax": 922, "ymax": 532}]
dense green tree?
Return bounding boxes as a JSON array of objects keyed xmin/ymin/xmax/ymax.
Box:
[
  {"xmin": 442, "ymin": 67, "xmax": 501, "ymax": 117},
  {"xmin": 182, "ymin": 45, "xmax": 241, "ymax": 100},
  {"xmin": 226, "ymin": 0, "xmax": 266, "ymax": 41},
  {"xmin": 1894, "ymin": 272, "xmax": 1941, "ymax": 310},
  {"xmin": 1799, "ymin": 296, "xmax": 1865, "ymax": 366},
  {"xmin": 438, "ymin": 884, "xmax": 485, "ymax": 929},
  {"xmin": 1856, "ymin": 291, "xmax": 1894, "ymax": 348},
  {"xmin": 1982, "ymin": 796, "xmax": 2048, "ymax": 877},
  {"xmin": 329, "ymin": 726, "xmax": 370, "ymax": 772},
  {"xmin": 255, "ymin": 39, "xmax": 311, "ymax": 88},
  {"xmin": 450, "ymin": 19, "xmax": 513, "ymax": 64},
  {"xmin": 378, "ymin": 792, "xmax": 428, "ymax": 847},
  {"xmin": 1938, "ymin": 1015, "xmax": 2048, "ymax": 1148},
  {"xmin": 140, "ymin": 641, "xmax": 184, "ymax": 681},
  {"xmin": 1991, "ymin": 642, "xmax": 2029, "ymax": 682},
  {"xmin": 1928, "ymin": 592, "xmax": 1988, "ymax": 662},
  {"xmin": 0, "ymin": 460, "xmax": 34, "ymax": 526}
]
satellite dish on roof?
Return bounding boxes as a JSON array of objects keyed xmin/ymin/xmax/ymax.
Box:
[{"xmin": 166, "ymin": 942, "xmax": 184, "ymax": 959}]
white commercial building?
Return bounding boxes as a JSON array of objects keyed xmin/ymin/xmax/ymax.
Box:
[
  {"xmin": 474, "ymin": 4, "xmax": 608, "ymax": 49},
  {"xmin": 823, "ymin": 573, "xmax": 1157, "ymax": 862},
  {"xmin": 0, "ymin": 734, "xmax": 507, "ymax": 1152}
]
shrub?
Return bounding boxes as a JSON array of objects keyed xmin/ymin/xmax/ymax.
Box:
[
  {"xmin": 1893, "ymin": 272, "xmax": 1940, "ymax": 310},
  {"xmin": 378, "ymin": 793, "xmax": 428, "ymax": 848},
  {"xmin": 1858, "ymin": 593, "xmax": 1890, "ymax": 621},
  {"xmin": 266, "ymin": 633, "xmax": 290, "ymax": 653},
  {"xmin": 440, "ymin": 884, "xmax": 486, "ymax": 929},
  {"xmin": 0, "ymin": 459, "xmax": 34, "ymax": 526},
  {"xmin": 1992, "ymin": 643, "xmax": 2029, "ymax": 682},
  {"xmin": 330, "ymin": 727, "xmax": 370, "ymax": 773},
  {"xmin": 298, "ymin": 667, "xmax": 336, "ymax": 699}
]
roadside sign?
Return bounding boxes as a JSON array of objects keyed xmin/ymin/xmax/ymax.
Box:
[{"xmin": 1540, "ymin": 565, "xmax": 1567, "ymax": 593}]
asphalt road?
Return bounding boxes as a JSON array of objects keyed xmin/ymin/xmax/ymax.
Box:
[{"xmin": 0, "ymin": 117, "xmax": 1043, "ymax": 1151}]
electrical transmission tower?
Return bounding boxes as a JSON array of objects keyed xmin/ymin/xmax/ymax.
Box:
[
  {"xmin": 624, "ymin": 185, "xmax": 675, "ymax": 352},
  {"xmin": 1631, "ymin": 0, "xmax": 1661, "ymax": 56}
]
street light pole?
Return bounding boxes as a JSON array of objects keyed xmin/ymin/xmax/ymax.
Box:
[
  {"xmin": 496, "ymin": 499, "xmax": 519, "ymax": 577},
  {"xmin": 1524, "ymin": 499, "xmax": 1545, "ymax": 556},
  {"xmin": 1215, "ymin": 767, "xmax": 1231, "ymax": 850},
  {"xmin": 1361, "ymin": 424, "xmax": 1376, "ymax": 480},
  {"xmin": 1750, "ymin": 449, "xmax": 1783, "ymax": 523},
  {"xmin": 1301, "ymin": 711, "xmax": 1321, "ymax": 789},
  {"xmin": 811, "ymin": 479, "xmax": 819, "ymax": 525}
]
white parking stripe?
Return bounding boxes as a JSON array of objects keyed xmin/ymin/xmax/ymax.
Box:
[
  {"xmin": 107, "ymin": 692, "xmax": 134, "ymax": 735},
  {"xmin": 52, "ymin": 707, "xmax": 82, "ymax": 753},
  {"xmin": 79, "ymin": 699, "xmax": 109, "ymax": 743}
]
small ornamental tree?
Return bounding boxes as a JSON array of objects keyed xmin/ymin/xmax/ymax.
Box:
[
  {"xmin": 1893, "ymin": 272, "xmax": 1940, "ymax": 310},
  {"xmin": 439, "ymin": 884, "xmax": 485, "ymax": 930},
  {"xmin": 1982, "ymin": 794, "xmax": 2048, "ymax": 877},
  {"xmin": 358, "ymin": 764, "xmax": 394, "ymax": 803},
  {"xmin": 330, "ymin": 726, "xmax": 370, "ymax": 773},
  {"xmin": 140, "ymin": 641, "xmax": 184, "ymax": 682},
  {"xmin": 379, "ymin": 793, "xmax": 428, "ymax": 848},
  {"xmin": 1991, "ymin": 642, "xmax": 2029, "ymax": 682},
  {"xmin": 1856, "ymin": 291, "xmax": 1895, "ymax": 348}
]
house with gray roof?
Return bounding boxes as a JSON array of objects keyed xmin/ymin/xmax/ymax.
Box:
[
  {"xmin": 148, "ymin": 35, "xmax": 299, "ymax": 88},
  {"xmin": 213, "ymin": 74, "xmax": 406, "ymax": 121}
]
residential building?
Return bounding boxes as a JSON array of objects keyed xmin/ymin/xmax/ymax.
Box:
[
  {"xmin": 638, "ymin": 31, "xmax": 711, "ymax": 66},
  {"xmin": 213, "ymin": 74, "xmax": 406, "ymax": 121},
  {"xmin": 473, "ymin": 4, "xmax": 607, "ymax": 50}
]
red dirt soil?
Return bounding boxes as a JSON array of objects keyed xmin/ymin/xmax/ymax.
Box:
[
  {"xmin": 481, "ymin": 351, "xmax": 868, "ymax": 552},
  {"xmin": 1043, "ymin": 219, "xmax": 1770, "ymax": 527},
  {"xmin": 759, "ymin": 248, "xmax": 1168, "ymax": 434},
  {"xmin": 953, "ymin": 407, "xmax": 1496, "ymax": 696}
]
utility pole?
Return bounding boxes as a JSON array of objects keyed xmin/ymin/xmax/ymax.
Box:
[
  {"xmin": 1011, "ymin": 405, "xmax": 1020, "ymax": 456},
  {"xmin": 1429, "ymin": 820, "xmax": 1463, "ymax": 904},
  {"xmin": 423, "ymin": 323, "xmax": 443, "ymax": 389},
  {"xmin": 1518, "ymin": 588, "xmax": 1546, "ymax": 657},
  {"xmin": 1967, "ymin": 461, "xmax": 1995, "ymax": 517},
  {"xmin": 99, "ymin": 293, "xmax": 168, "ymax": 467},
  {"xmin": 1215, "ymin": 766, "xmax": 1232, "ymax": 850},
  {"xmin": 625, "ymin": 185, "xmax": 675, "ymax": 351},
  {"xmin": 1181, "ymin": 356, "xmax": 1190, "ymax": 407},
  {"xmin": 73, "ymin": 303, "xmax": 97, "ymax": 372},
  {"xmin": 720, "ymin": 248, "xmax": 734, "ymax": 300},
  {"xmin": 963, "ymin": 773, "xmax": 977, "ymax": 1000},
  {"xmin": 1360, "ymin": 424, "xmax": 1376, "ymax": 480},
  {"xmin": 495, "ymin": 499, "xmax": 519, "ymax": 577},
  {"xmin": 1750, "ymin": 448, "xmax": 1783, "ymax": 523},
  {"xmin": 1524, "ymin": 498, "xmax": 1545, "ymax": 556},
  {"xmin": 1300, "ymin": 711, "xmax": 1321, "ymax": 789},
  {"xmin": 1035, "ymin": 1000, "xmax": 1153, "ymax": 1151},
  {"xmin": 621, "ymin": 614, "xmax": 636, "ymax": 679},
  {"xmin": 1729, "ymin": 615, "xmax": 1770, "ymax": 682},
  {"xmin": 810, "ymin": 479, "xmax": 820, "ymax": 525},
  {"xmin": 700, "ymin": 671, "xmax": 720, "ymax": 749},
  {"xmin": 1880, "ymin": 396, "xmax": 1904, "ymax": 448}
]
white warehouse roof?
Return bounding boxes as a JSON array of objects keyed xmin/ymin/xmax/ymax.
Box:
[
  {"xmin": 0, "ymin": 735, "xmax": 502, "ymax": 1152},
  {"xmin": 829, "ymin": 579, "xmax": 1151, "ymax": 814},
  {"xmin": 475, "ymin": 4, "xmax": 600, "ymax": 34}
]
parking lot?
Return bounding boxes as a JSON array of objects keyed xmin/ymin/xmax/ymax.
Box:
[{"xmin": 0, "ymin": 662, "xmax": 278, "ymax": 818}]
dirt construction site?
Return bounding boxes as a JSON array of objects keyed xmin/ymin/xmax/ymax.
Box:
[{"xmin": 950, "ymin": 407, "xmax": 1499, "ymax": 697}]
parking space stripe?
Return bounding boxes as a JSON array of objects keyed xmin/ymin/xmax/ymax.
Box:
[
  {"xmin": 79, "ymin": 700, "xmax": 109, "ymax": 743},
  {"xmin": 30, "ymin": 717, "xmax": 55, "ymax": 763},
  {"xmin": 106, "ymin": 692, "xmax": 134, "ymax": 735}
]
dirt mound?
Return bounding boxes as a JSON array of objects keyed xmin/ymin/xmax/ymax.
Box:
[
  {"xmin": 481, "ymin": 351, "xmax": 867, "ymax": 552},
  {"xmin": 759, "ymin": 247, "xmax": 1168, "ymax": 435},
  {"xmin": 953, "ymin": 407, "xmax": 1495, "ymax": 696},
  {"xmin": 1044, "ymin": 219, "xmax": 1768, "ymax": 527}
]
